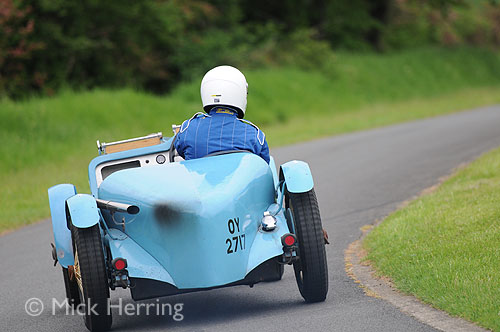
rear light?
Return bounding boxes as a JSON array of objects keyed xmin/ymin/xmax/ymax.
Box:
[
  {"xmin": 281, "ymin": 233, "xmax": 297, "ymax": 247},
  {"xmin": 112, "ymin": 258, "xmax": 128, "ymax": 271}
]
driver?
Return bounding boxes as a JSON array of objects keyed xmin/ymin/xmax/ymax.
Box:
[{"xmin": 174, "ymin": 65, "xmax": 270, "ymax": 164}]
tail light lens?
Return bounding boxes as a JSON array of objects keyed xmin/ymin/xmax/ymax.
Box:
[
  {"xmin": 281, "ymin": 233, "xmax": 297, "ymax": 247},
  {"xmin": 112, "ymin": 258, "xmax": 128, "ymax": 270}
]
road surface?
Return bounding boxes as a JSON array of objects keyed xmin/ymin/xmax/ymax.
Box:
[{"xmin": 2, "ymin": 105, "xmax": 500, "ymax": 332}]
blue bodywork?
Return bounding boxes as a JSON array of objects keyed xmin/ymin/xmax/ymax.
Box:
[
  {"xmin": 49, "ymin": 135, "xmax": 315, "ymax": 296},
  {"xmin": 88, "ymin": 138, "xmax": 173, "ymax": 196},
  {"xmin": 98, "ymin": 153, "xmax": 287, "ymax": 288},
  {"xmin": 280, "ymin": 160, "xmax": 314, "ymax": 193},
  {"xmin": 48, "ymin": 184, "xmax": 76, "ymax": 268},
  {"xmin": 104, "ymin": 228, "xmax": 176, "ymax": 284},
  {"xmin": 66, "ymin": 194, "xmax": 100, "ymax": 228}
]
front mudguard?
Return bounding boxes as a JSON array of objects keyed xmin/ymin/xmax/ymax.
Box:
[
  {"xmin": 48, "ymin": 184, "xmax": 76, "ymax": 268},
  {"xmin": 279, "ymin": 160, "xmax": 314, "ymax": 193}
]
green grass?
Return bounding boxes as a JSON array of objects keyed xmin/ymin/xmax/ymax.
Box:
[
  {"xmin": 2, "ymin": 47, "xmax": 500, "ymax": 233},
  {"xmin": 363, "ymin": 147, "xmax": 500, "ymax": 331}
]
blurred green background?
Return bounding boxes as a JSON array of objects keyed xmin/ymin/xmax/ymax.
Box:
[
  {"xmin": 1, "ymin": 0, "xmax": 500, "ymax": 98},
  {"xmin": 1, "ymin": 0, "xmax": 500, "ymax": 231}
]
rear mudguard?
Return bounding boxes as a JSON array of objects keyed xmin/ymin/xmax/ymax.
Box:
[
  {"xmin": 48, "ymin": 184, "xmax": 76, "ymax": 268},
  {"xmin": 279, "ymin": 160, "xmax": 314, "ymax": 193},
  {"xmin": 66, "ymin": 194, "xmax": 100, "ymax": 229}
]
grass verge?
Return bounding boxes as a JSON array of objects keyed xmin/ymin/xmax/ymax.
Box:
[
  {"xmin": 363, "ymin": 147, "xmax": 500, "ymax": 331},
  {"xmin": 1, "ymin": 47, "xmax": 500, "ymax": 233}
]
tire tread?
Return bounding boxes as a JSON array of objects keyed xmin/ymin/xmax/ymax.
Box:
[
  {"xmin": 289, "ymin": 189, "xmax": 328, "ymax": 302},
  {"xmin": 73, "ymin": 225, "xmax": 112, "ymax": 332}
]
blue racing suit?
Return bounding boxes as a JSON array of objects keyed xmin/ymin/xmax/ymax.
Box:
[{"xmin": 174, "ymin": 106, "xmax": 270, "ymax": 164}]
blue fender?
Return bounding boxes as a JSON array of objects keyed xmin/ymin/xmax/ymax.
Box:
[
  {"xmin": 48, "ymin": 184, "xmax": 76, "ymax": 268},
  {"xmin": 66, "ymin": 194, "xmax": 100, "ymax": 229},
  {"xmin": 280, "ymin": 160, "xmax": 314, "ymax": 193}
]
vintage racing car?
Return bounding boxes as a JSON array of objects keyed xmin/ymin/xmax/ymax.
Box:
[{"xmin": 48, "ymin": 130, "xmax": 328, "ymax": 331}]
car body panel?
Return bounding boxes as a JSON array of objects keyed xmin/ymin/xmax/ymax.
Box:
[
  {"xmin": 97, "ymin": 152, "xmax": 283, "ymax": 289},
  {"xmin": 104, "ymin": 228, "xmax": 176, "ymax": 285},
  {"xmin": 88, "ymin": 138, "xmax": 173, "ymax": 196},
  {"xmin": 269, "ymin": 156, "xmax": 279, "ymax": 189},
  {"xmin": 246, "ymin": 209, "xmax": 289, "ymax": 274}
]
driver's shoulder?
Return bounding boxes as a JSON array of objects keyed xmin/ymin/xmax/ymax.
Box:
[
  {"xmin": 180, "ymin": 112, "xmax": 210, "ymax": 133},
  {"xmin": 238, "ymin": 118, "xmax": 266, "ymax": 145}
]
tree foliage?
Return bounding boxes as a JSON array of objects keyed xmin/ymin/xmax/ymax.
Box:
[{"xmin": 0, "ymin": 0, "xmax": 498, "ymax": 98}]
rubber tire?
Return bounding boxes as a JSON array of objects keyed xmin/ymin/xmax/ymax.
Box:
[
  {"xmin": 73, "ymin": 225, "xmax": 112, "ymax": 332},
  {"xmin": 62, "ymin": 267, "xmax": 81, "ymax": 307},
  {"xmin": 286, "ymin": 189, "xmax": 328, "ymax": 302}
]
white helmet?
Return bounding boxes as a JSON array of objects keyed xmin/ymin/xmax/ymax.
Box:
[{"xmin": 201, "ymin": 65, "xmax": 248, "ymax": 118}]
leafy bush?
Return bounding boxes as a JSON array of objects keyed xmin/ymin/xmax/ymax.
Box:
[
  {"xmin": 1, "ymin": 0, "xmax": 499, "ymax": 98},
  {"xmin": 256, "ymin": 29, "xmax": 336, "ymax": 74},
  {"xmin": 0, "ymin": 0, "xmax": 186, "ymax": 98},
  {"xmin": 0, "ymin": 0, "xmax": 41, "ymax": 98},
  {"xmin": 380, "ymin": 0, "xmax": 500, "ymax": 50}
]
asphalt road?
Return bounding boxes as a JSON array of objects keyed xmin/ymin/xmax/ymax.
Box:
[{"xmin": 2, "ymin": 106, "xmax": 500, "ymax": 332}]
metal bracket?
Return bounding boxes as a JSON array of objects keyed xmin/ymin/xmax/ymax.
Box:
[{"xmin": 272, "ymin": 180, "xmax": 286, "ymax": 216}]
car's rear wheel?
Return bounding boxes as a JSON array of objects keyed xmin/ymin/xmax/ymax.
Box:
[
  {"xmin": 62, "ymin": 267, "xmax": 81, "ymax": 307},
  {"xmin": 285, "ymin": 188, "xmax": 328, "ymax": 302},
  {"xmin": 72, "ymin": 224, "xmax": 112, "ymax": 332}
]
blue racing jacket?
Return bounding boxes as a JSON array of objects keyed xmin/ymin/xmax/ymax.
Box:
[{"xmin": 174, "ymin": 107, "xmax": 270, "ymax": 164}]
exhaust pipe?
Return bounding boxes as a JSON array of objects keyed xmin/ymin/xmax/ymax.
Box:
[{"xmin": 96, "ymin": 199, "xmax": 140, "ymax": 215}]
